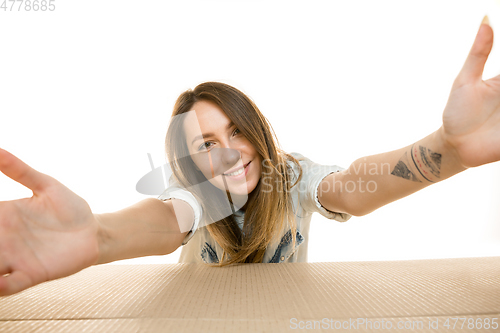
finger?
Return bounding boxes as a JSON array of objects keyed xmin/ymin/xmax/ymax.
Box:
[
  {"xmin": 457, "ymin": 16, "xmax": 494, "ymax": 84},
  {"xmin": 0, "ymin": 148, "xmax": 51, "ymax": 193},
  {"xmin": 0, "ymin": 270, "xmax": 33, "ymax": 296}
]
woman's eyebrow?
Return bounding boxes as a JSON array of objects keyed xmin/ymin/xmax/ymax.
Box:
[{"xmin": 191, "ymin": 121, "xmax": 235, "ymax": 145}]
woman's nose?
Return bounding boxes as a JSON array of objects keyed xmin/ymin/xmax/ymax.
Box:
[
  {"xmin": 201, "ymin": 147, "xmax": 241, "ymax": 177},
  {"xmin": 220, "ymin": 148, "xmax": 241, "ymax": 171}
]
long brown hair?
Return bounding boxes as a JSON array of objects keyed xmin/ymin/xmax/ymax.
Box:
[{"xmin": 165, "ymin": 82, "xmax": 302, "ymax": 266}]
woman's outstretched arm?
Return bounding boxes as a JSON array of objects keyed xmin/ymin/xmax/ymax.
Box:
[
  {"xmin": 95, "ymin": 198, "xmax": 193, "ymax": 265},
  {"xmin": 0, "ymin": 148, "xmax": 193, "ymax": 296},
  {"xmin": 319, "ymin": 17, "xmax": 500, "ymax": 216},
  {"xmin": 318, "ymin": 129, "xmax": 464, "ymax": 216}
]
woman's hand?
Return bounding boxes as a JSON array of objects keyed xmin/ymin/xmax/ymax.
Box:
[
  {"xmin": 0, "ymin": 148, "xmax": 100, "ymax": 296},
  {"xmin": 441, "ymin": 17, "xmax": 500, "ymax": 168}
]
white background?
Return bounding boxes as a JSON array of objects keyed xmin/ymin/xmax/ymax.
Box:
[{"xmin": 1, "ymin": 0, "xmax": 499, "ymax": 264}]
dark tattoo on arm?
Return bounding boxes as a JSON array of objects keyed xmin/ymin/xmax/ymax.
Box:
[
  {"xmin": 391, "ymin": 144, "xmax": 443, "ymax": 183},
  {"xmin": 418, "ymin": 146, "xmax": 441, "ymax": 178},
  {"xmin": 390, "ymin": 151, "xmax": 422, "ymax": 182},
  {"xmin": 410, "ymin": 145, "xmax": 433, "ymax": 182}
]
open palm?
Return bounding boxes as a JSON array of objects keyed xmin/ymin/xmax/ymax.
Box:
[
  {"xmin": 442, "ymin": 19, "xmax": 500, "ymax": 168},
  {"xmin": 0, "ymin": 148, "xmax": 99, "ymax": 296}
]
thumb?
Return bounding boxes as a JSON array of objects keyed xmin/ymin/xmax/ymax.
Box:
[
  {"xmin": 457, "ymin": 16, "xmax": 494, "ymax": 84},
  {"xmin": 0, "ymin": 148, "xmax": 51, "ymax": 194}
]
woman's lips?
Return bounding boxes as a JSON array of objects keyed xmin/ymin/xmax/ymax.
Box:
[{"xmin": 223, "ymin": 161, "xmax": 251, "ymax": 179}]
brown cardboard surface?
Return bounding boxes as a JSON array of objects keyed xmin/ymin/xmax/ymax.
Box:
[{"xmin": 0, "ymin": 257, "xmax": 499, "ymax": 332}]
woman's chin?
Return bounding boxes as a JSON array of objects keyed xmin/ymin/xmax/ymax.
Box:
[
  {"xmin": 210, "ymin": 175, "xmax": 251, "ymax": 192},
  {"xmin": 226, "ymin": 185, "xmax": 251, "ymax": 197}
]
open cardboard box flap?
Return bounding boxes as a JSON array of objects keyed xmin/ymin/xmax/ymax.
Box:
[{"xmin": 1, "ymin": 256, "xmax": 499, "ymax": 332}]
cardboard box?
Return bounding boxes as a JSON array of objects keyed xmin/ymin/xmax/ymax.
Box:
[{"xmin": 1, "ymin": 256, "xmax": 499, "ymax": 332}]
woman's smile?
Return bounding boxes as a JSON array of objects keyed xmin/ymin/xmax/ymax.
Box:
[{"xmin": 223, "ymin": 161, "xmax": 251, "ymax": 179}]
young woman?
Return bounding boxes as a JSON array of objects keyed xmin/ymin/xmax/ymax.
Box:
[
  {"xmin": 159, "ymin": 83, "xmax": 352, "ymax": 266},
  {"xmin": 0, "ymin": 17, "xmax": 499, "ymax": 296}
]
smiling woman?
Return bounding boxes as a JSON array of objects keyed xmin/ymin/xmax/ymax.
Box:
[
  {"xmin": 161, "ymin": 82, "xmax": 321, "ymax": 266},
  {"xmin": 0, "ymin": 11, "xmax": 500, "ymax": 296},
  {"xmin": 184, "ymin": 101, "xmax": 262, "ymax": 198}
]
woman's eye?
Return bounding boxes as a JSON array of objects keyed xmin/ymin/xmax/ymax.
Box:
[
  {"xmin": 197, "ymin": 129, "xmax": 240, "ymax": 151},
  {"xmin": 198, "ymin": 141, "xmax": 213, "ymax": 151}
]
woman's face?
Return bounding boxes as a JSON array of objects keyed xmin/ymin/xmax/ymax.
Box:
[{"xmin": 183, "ymin": 100, "xmax": 262, "ymax": 198}]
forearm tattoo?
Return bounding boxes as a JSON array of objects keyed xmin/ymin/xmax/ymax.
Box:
[
  {"xmin": 391, "ymin": 151, "xmax": 422, "ymax": 182},
  {"xmin": 391, "ymin": 144, "xmax": 442, "ymax": 183}
]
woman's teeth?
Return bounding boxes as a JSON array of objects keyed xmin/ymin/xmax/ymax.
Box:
[{"xmin": 226, "ymin": 166, "xmax": 245, "ymax": 176}]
